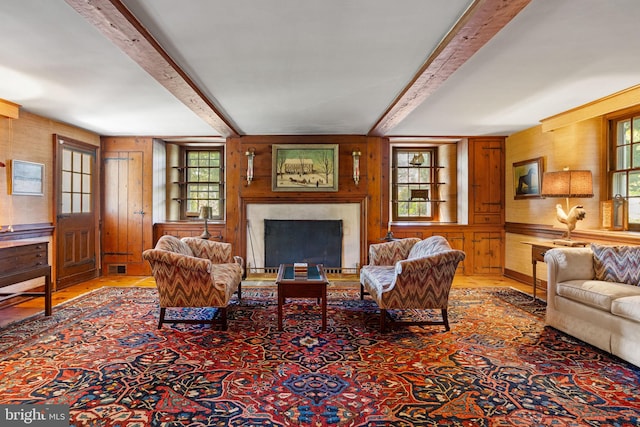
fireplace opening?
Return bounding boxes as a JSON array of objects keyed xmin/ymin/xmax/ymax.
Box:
[{"xmin": 264, "ymin": 219, "xmax": 343, "ymax": 268}]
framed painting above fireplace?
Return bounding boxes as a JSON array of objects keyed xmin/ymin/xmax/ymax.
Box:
[{"xmin": 272, "ymin": 144, "xmax": 339, "ymax": 192}]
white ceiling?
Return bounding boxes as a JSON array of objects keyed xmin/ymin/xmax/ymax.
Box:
[{"xmin": 1, "ymin": 0, "xmax": 640, "ymax": 139}]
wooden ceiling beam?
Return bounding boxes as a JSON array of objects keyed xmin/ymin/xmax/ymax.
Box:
[
  {"xmin": 368, "ymin": 0, "xmax": 532, "ymax": 137},
  {"xmin": 65, "ymin": 0, "xmax": 240, "ymax": 138}
]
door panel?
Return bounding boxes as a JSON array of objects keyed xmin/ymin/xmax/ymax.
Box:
[{"xmin": 55, "ymin": 135, "xmax": 98, "ymax": 288}]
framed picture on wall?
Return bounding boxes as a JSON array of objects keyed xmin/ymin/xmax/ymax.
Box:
[
  {"xmin": 272, "ymin": 144, "xmax": 339, "ymax": 192},
  {"xmin": 513, "ymin": 157, "xmax": 543, "ymax": 199},
  {"xmin": 11, "ymin": 159, "xmax": 44, "ymax": 196}
]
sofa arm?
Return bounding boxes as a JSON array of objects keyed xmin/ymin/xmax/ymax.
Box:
[{"xmin": 544, "ymin": 247, "xmax": 594, "ymax": 285}]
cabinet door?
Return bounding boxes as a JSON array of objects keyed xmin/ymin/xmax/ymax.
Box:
[
  {"xmin": 471, "ymin": 138, "xmax": 504, "ymax": 224},
  {"xmin": 472, "ymin": 232, "xmax": 502, "ymax": 275}
]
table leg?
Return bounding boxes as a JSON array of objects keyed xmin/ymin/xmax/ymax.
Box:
[
  {"xmin": 44, "ymin": 268, "xmax": 52, "ymax": 316},
  {"xmin": 277, "ymin": 285, "xmax": 284, "ymax": 331},
  {"xmin": 321, "ymin": 285, "xmax": 327, "ymax": 332},
  {"xmin": 532, "ymin": 258, "xmax": 537, "ymax": 300}
]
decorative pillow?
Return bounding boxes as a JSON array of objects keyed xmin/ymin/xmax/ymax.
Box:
[{"xmin": 591, "ymin": 243, "xmax": 640, "ymax": 286}]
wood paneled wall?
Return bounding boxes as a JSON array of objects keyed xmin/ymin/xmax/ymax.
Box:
[{"xmin": 225, "ymin": 135, "xmax": 385, "ymax": 268}]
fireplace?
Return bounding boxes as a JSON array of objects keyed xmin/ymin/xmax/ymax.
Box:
[
  {"xmin": 245, "ymin": 203, "xmax": 361, "ymax": 274},
  {"xmin": 264, "ymin": 219, "xmax": 342, "ymax": 268}
]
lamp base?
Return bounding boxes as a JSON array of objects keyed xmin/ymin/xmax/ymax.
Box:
[{"xmin": 552, "ymin": 239, "xmax": 587, "ymax": 247}]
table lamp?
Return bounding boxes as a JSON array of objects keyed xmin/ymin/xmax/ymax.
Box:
[
  {"xmin": 541, "ymin": 169, "xmax": 593, "ymax": 246},
  {"xmin": 199, "ymin": 206, "xmax": 212, "ymax": 239}
]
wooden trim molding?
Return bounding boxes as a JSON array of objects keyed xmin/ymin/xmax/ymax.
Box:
[
  {"xmin": 0, "ymin": 223, "xmax": 54, "ymax": 241},
  {"xmin": 0, "ymin": 98, "xmax": 20, "ymax": 119},
  {"xmin": 506, "ymin": 221, "xmax": 640, "ymax": 245},
  {"xmin": 541, "ymin": 84, "xmax": 640, "ymax": 132}
]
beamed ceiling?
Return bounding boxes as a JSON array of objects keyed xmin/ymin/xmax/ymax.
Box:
[{"xmin": 1, "ymin": 0, "xmax": 640, "ymax": 140}]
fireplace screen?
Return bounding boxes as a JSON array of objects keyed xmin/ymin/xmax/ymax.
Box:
[{"xmin": 264, "ymin": 220, "xmax": 343, "ymax": 268}]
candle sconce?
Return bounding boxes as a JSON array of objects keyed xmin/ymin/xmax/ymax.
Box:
[
  {"xmin": 352, "ymin": 149, "xmax": 361, "ymax": 185},
  {"xmin": 245, "ymin": 148, "xmax": 255, "ymax": 185}
]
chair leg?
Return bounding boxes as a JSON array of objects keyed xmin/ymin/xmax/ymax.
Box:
[
  {"xmin": 237, "ymin": 282, "xmax": 242, "ymax": 300},
  {"xmin": 442, "ymin": 308, "xmax": 450, "ymax": 331},
  {"xmin": 158, "ymin": 307, "xmax": 166, "ymax": 329},
  {"xmin": 218, "ymin": 307, "xmax": 228, "ymax": 331},
  {"xmin": 360, "ymin": 283, "xmax": 365, "ymax": 300}
]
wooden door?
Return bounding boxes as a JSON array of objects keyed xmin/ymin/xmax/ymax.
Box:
[
  {"xmin": 54, "ymin": 135, "xmax": 98, "ymax": 288},
  {"xmin": 102, "ymin": 151, "xmax": 149, "ymax": 275}
]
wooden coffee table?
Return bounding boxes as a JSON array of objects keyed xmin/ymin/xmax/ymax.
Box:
[{"xmin": 276, "ymin": 264, "xmax": 329, "ymax": 331}]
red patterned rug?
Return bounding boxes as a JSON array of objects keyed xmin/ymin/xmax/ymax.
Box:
[{"xmin": 0, "ymin": 286, "xmax": 638, "ymax": 426}]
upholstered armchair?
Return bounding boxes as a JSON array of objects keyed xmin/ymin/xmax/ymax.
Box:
[
  {"xmin": 360, "ymin": 236, "xmax": 465, "ymax": 332},
  {"xmin": 142, "ymin": 235, "xmax": 244, "ymax": 330}
]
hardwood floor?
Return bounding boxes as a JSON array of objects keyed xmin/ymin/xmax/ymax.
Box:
[{"xmin": 0, "ymin": 274, "xmax": 542, "ymax": 328}]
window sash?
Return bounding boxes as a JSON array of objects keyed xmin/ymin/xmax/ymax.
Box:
[
  {"xmin": 391, "ymin": 148, "xmax": 436, "ymax": 221},
  {"xmin": 183, "ymin": 149, "xmax": 224, "ymax": 219}
]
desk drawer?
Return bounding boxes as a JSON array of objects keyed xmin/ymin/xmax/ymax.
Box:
[{"xmin": 0, "ymin": 243, "xmax": 48, "ymax": 275}]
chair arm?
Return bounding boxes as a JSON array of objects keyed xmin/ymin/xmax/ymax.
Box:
[
  {"xmin": 394, "ymin": 250, "xmax": 465, "ymax": 276},
  {"xmin": 382, "ymin": 250, "xmax": 465, "ymax": 309},
  {"xmin": 233, "ymin": 255, "xmax": 246, "ymax": 279}
]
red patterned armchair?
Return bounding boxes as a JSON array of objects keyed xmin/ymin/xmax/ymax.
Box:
[
  {"xmin": 360, "ymin": 236, "xmax": 465, "ymax": 332},
  {"xmin": 142, "ymin": 235, "xmax": 244, "ymax": 330}
]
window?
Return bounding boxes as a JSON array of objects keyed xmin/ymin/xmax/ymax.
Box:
[
  {"xmin": 61, "ymin": 147, "xmax": 93, "ymax": 214},
  {"xmin": 182, "ymin": 149, "xmax": 224, "ymax": 219},
  {"xmin": 391, "ymin": 147, "xmax": 438, "ymax": 221},
  {"xmin": 610, "ymin": 113, "xmax": 640, "ymax": 230}
]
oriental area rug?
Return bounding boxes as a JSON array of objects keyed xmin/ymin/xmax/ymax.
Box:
[{"xmin": 0, "ymin": 285, "xmax": 639, "ymax": 426}]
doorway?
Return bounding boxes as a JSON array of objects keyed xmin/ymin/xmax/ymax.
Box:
[{"xmin": 54, "ymin": 135, "xmax": 99, "ymax": 288}]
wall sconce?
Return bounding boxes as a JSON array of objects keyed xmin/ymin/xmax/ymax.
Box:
[
  {"xmin": 245, "ymin": 148, "xmax": 255, "ymax": 185},
  {"xmin": 541, "ymin": 169, "xmax": 593, "ymax": 246},
  {"xmin": 199, "ymin": 206, "xmax": 213, "ymax": 239},
  {"xmin": 352, "ymin": 149, "xmax": 361, "ymax": 185}
]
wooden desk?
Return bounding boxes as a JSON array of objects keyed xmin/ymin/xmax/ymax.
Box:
[
  {"xmin": 0, "ymin": 239, "xmax": 52, "ymax": 316},
  {"xmin": 521, "ymin": 241, "xmax": 587, "ymax": 300}
]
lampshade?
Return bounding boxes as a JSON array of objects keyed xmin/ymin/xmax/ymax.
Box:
[
  {"xmin": 199, "ymin": 206, "xmax": 213, "ymax": 219},
  {"xmin": 541, "ymin": 170, "xmax": 593, "ymax": 198}
]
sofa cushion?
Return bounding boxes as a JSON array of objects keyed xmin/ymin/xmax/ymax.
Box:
[
  {"xmin": 556, "ymin": 279, "xmax": 640, "ymax": 311},
  {"xmin": 407, "ymin": 235, "xmax": 451, "ymax": 260},
  {"xmin": 611, "ymin": 295, "xmax": 640, "ymax": 322},
  {"xmin": 591, "ymin": 244, "xmax": 640, "ymax": 286}
]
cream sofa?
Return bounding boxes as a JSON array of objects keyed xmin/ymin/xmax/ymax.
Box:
[{"xmin": 544, "ymin": 244, "xmax": 640, "ymax": 367}]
